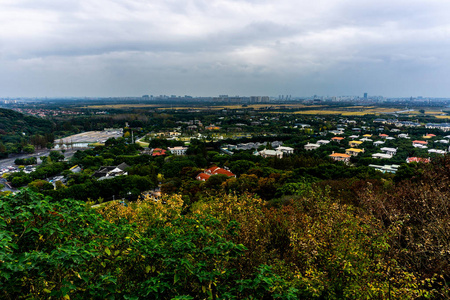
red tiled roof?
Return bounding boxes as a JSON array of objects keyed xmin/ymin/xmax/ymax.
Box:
[
  {"xmin": 196, "ymin": 173, "xmax": 211, "ymax": 181},
  {"xmin": 152, "ymin": 148, "xmax": 167, "ymax": 156},
  {"xmin": 407, "ymin": 157, "xmax": 430, "ymax": 163},
  {"xmin": 412, "ymin": 140, "xmax": 428, "ymax": 144},
  {"xmin": 203, "ymin": 166, "xmax": 236, "ymax": 177},
  {"xmin": 212, "ymin": 168, "xmax": 235, "ymax": 177},
  {"xmin": 329, "ymin": 153, "xmax": 351, "ymax": 158}
]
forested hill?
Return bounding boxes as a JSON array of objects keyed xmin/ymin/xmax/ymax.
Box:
[{"xmin": 0, "ymin": 108, "xmax": 53, "ymax": 137}]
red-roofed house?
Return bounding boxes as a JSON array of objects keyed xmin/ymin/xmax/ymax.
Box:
[
  {"xmin": 331, "ymin": 137, "xmax": 344, "ymax": 143},
  {"xmin": 196, "ymin": 166, "xmax": 236, "ymax": 181},
  {"xmin": 329, "ymin": 152, "xmax": 351, "ymax": 163},
  {"xmin": 379, "ymin": 134, "xmax": 389, "ymax": 138},
  {"xmin": 152, "ymin": 148, "xmax": 167, "ymax": 156},
  {"xmin": 196, "ymin": 173, "xmax": 211, "ymax": 181},
  {"xmin": 204, "ymin": 166, "xmax": 236, "ymax": 177},
  {"xmin": 412, "ymin": 140, "xmax": 428, "ymax": 148},
  {"xmin": 406, "ymin": 157, "xmax": 431, "ymax": 163}
]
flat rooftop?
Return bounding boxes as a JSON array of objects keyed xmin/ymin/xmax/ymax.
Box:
[{"xmin": 55, "ymin": 130, "xmax": 123, "ymax": 144}]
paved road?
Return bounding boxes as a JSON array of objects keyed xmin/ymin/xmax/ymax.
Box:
[
  {"xmin": 0, "ymin": 148, "xmax": 81, "ymax": 193},
  {"xmin": 0, "ymin": 149, "xmax": 80, "ymax": 169}
]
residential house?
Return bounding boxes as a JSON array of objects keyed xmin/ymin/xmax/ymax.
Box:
[
  {"xmin": 258, "ymin": 149, "xmax": 283, "ymax": 159},
  {"xmin": 168, "ymin": 146, "xmax": 188, "ymax": 155},
  {"xmin": 412, "ymin": 140, "xmax": 428, "ymax": 148},
  {"xmin": 425, "ymin": 123, "xmax": 450, "ymax": 132},
  {"xmin": 368, "ymin": 164, "xmax": 400, "ymax": 173},
  {"xmin": 331, "ymin": 137, "xmax": 344, "ymax": 143},
  {"xmin": 317, "ymin": 140, "xmax": 330, "ymax": 145},
  {"xmin": 276, "ymin": 146, "xmax": 294, "ymax": 155},
  {"xmin": 304, "ymin": 143, "xmax": 320, "ymax": 151},
  {"xmin": 380, "ymin": 147, "xmax": 397, "ymax": 156},
  {"xmin": 196, "ymin": 166, "xmax": 236, "ymax": 181},
  {"xmin": 151, "ymin": 148, "xmax": 167, "ymax": 156},
  {"xmin": 360, "ymin": 137, "xmax": 373, "ymax": 142},
  {"xmin": 428, "ymin": 149, "xmax": 446, "ymax": 155},
  {"xmin": 93, "ymin": 162, "xmax": 130, "ymax": 179},
  {"xmin": 69, "ymin": 165, "xmax": 82, "ymax": 173},
  {"xmin": 406, "ymin": 157, "xmax": 430, "ymax": 163},
  {"xmin": 372, "ymin": 153, "xmax": 393, "ymax": 159},
  {"xmin": 348, "ymin": 140, "xmax": 363, "ymax": 148},
  {"xmin": 329, "ymin": 152, "xmax": 351, "ymax": 163},
  {"xmin": 345, "ymin": 148, "xmax": 365, "ymax": 156},
  {"xmin": 436, "ymin": 139, "xmax": 449, "ymax": 144}
]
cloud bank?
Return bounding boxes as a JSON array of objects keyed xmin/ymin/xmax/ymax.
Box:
[{"xmin": 1, "ymin": 0, "xmax": 450, "ymax": 97}]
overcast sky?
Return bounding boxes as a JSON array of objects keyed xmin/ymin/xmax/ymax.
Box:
[{"xmin": 1, "ymin": 0, "xmax": 450, "ymax": 98}]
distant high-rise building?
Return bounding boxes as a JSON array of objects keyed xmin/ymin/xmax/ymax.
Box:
[{"xmin": 364, "ymin": 93, "xmax": 368, "ymax": 99}]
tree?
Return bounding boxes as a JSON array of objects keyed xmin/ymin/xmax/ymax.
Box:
[
  {"xmin": 0, "ymin": 190, "xmax": 296, "ymax": 299},
  {"xmin": 49, "ymin": 150, "xmax": 65, "ymax": 162}
]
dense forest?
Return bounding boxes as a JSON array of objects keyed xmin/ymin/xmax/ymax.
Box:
[{"xmin": 0, "ymin": 108, "xmax": 55, "ymax": 156}]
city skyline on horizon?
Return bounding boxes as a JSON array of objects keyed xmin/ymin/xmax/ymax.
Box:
[{"xmin": 2, "ymin": 1, "xmax": 450, "ymax": 98}]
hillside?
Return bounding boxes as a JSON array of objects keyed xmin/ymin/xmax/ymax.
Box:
[{"xmin": 0, "ymin": 108, "xmax": 53, "ymax": 138}]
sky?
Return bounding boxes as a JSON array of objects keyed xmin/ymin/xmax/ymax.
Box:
[{"xmin": 1, "ymin": 0, "xmax": 450, "ymax": 98}]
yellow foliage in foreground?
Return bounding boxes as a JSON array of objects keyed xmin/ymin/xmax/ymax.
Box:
[{"xmin": 98, "ymin": 194, "xmax": 184, "ymax": 228}]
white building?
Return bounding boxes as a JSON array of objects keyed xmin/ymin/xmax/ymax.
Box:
[
  {"xmin": 372, "ymin": 153, "xmax": 393, "ymax": 159},
  {"xmin": 276, "ymin": 146, "xmax": 294, "ymax": 155},
  {"xmin": 380, "ymin": 147, "xmax": 397, "ymax": 156},
  {"xmin": 258, "ymin": 149, "xmax": 283, "ymax": 159},
  {"xmin": 428, "ymin": 149, "xmax": 447, "ymax": 155},
  {"xmin": 168, "ymin": 146, "xmax": 188, "ymax": 155},
  {"xmin": 304, "ymin": 143, "xmax": 321, "ymax": 151}
]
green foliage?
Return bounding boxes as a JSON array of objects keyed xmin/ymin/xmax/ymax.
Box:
[
  {"xmin": 49, "ymin": 150, "xmax": 65, "ymax": 162},
  {"xmin": 0, "ymin": 190, "xmax": 296, "ymax": 299},
  {"xmin": 14, "ymin": 157, "xmax": 37, "ymax": 165}
]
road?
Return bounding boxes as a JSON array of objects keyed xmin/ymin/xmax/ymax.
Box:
[
  {"xmin": 0, "ymin": 149, "xmax": 80, "ymax": 169},
  {"xmin": 0, "ymin": 148, "xmax": 81, "ymax": 193}
]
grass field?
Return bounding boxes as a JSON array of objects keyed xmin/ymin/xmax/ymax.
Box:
[
  {"xmin": 80, "ymin": 103, "xmax": 450, "ymax": 118},
  {"xmin": 83, "ymin": 104, "xmax": 160, "ymax": 109}
]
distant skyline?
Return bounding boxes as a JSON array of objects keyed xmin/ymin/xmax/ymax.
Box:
[{"xmin": 2, "ymin": 0, "xmax": 450, "ymax": 98}]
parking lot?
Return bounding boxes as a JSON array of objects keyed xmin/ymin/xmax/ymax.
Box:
[{"xmin": 54, "ymin": 130, "xmax": 123, "ymax": 148}]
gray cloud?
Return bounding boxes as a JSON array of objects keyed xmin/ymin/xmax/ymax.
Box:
[{"xmin": 1, "ymin": 0, "xmax": 450, "ymax": 97}]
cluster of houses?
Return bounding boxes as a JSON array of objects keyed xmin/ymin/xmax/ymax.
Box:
[
  {"xmin": 305, "ymin": 130, "xmax": 448, "ymax": 170},
  {"xmin": 225, "ymin": 141, "xmax": 284, "ymax": 151},
  {"xmin": 147, "ymin": 146, "xmax": 189, "ymax": 157}
]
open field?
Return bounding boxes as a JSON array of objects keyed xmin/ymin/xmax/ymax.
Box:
[
  {"xmin": 82, "ymin": 103, "xmax": 321, "ymax": 111},
  {"xmin": 79, "ymin": 103, "xmax": 450, "ymax": 118},
  {"xmin": 82, "ymin": 104, "xmax": 160, "ymax": 109}
]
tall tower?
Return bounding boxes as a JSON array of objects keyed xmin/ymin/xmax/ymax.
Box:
[{"xmin": 364, "ymin": 93, "xmax": 368, "ymax": 99}]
